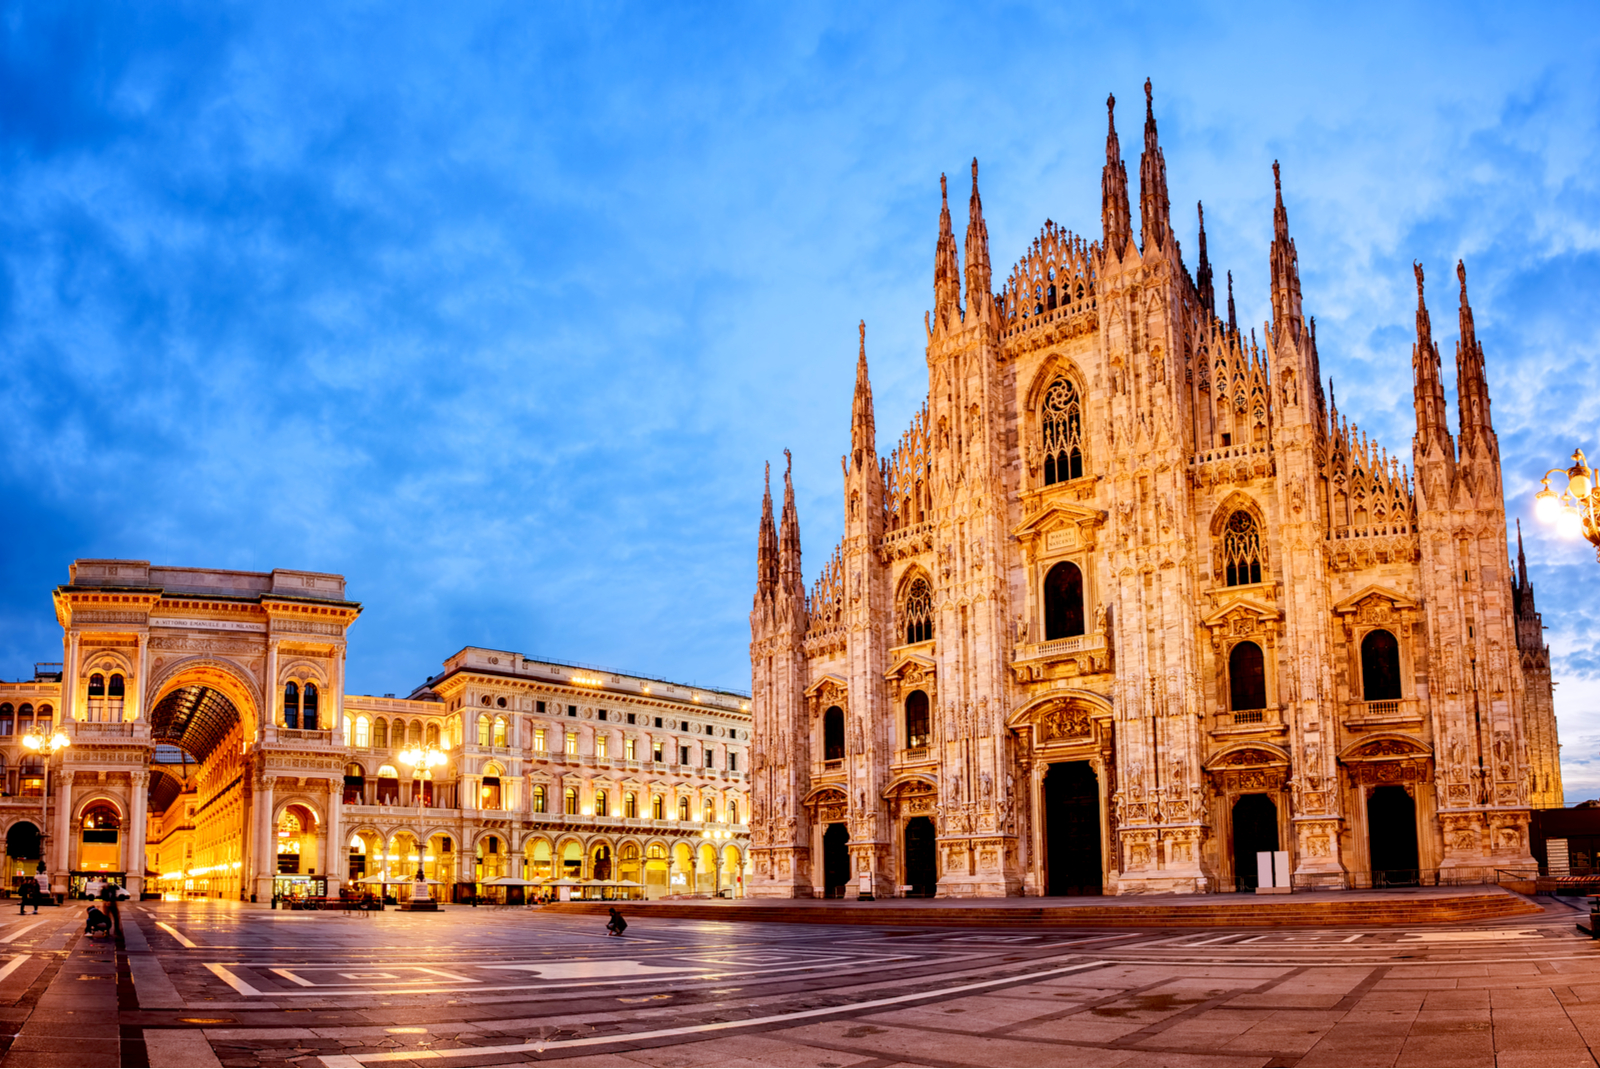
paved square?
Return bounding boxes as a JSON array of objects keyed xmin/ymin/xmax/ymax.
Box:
[{"xmin": 0, "ymin": 898, "xmax": 1597, "ymax": 1066}]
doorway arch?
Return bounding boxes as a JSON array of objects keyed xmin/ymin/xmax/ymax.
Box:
[
  {"xmin": 1230, "ymin": 793, "xmax": 1279, "ymax": 890},
  {"xmin": 1367, "ymin": 785, "xmax": 1419, "ymax": 886},
  {"xmin": 822, "ymin": 823, "xmax": 850, "ymax": 898},
  {"xmin": 1043, "ymin": 761, "xmax": 1102, "ymax": 895}
]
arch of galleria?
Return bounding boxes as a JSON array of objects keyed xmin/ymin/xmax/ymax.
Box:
[
  {"xmin": 747, "ymin": 84, "xmax": 1563, "ymax": 898},
  {"xmin": 0, "ymin": 561, "xmax": 751, "ymax": 901}
]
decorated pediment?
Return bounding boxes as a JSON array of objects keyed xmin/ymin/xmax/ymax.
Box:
[
  {"xmin": 1200, "ymin": 597, "xmax": 1280, "ymax": 633},
  {"xmin": 801, "ymin": 785, "xmax": 848, "ymax": 807},
  {"xmin": 1036, "ymin": 703, "xmax": 1093, "ymax": 742},
  {"xmin": 1204, "ymin": 744, "xmax": 1290, "ymax": 771},
  {"xmin": 1332, "ymin": 584, "xmax": 1419, "ymax": 617},
  {"xmin": 884, "ymin": 653, "xmax": 936, "ymax": 684},
  {"xmin": 803, "ymin": 674, "xmax": 849, "ymax": 710},
  {"xmin": 1340, "ymin": 735, "xmax": 1431, "ymax": 762},
  {"xmin": 1011, "ymin": 501, "xmax": 1109, "ymax": 546},
  {"xmin": 1006, "ymin": 687, "xmax": 1113, "ymax": 730},
  {"xmin": 881, "ymin": 773, "xmax": 938, "ymax": 799}
]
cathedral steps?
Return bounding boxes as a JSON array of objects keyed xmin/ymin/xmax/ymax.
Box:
[{"xmin": 551, "ymin": 889, "xmax": 1541, "ymax": 928}]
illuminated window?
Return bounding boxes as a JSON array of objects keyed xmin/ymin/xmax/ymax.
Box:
[
  {"xmin": 652, "ymin": 742, "xmax": 663, "ymax": 763},
  {"xmin": 678, "ymin": 797, "xmax": 690, "ymax": 822},
  {"xmin": 728, "ymin": 800, "xmax": 738, "ymax": 824},
  {"xmin": 625, "ymin": 738, "xmax": 636, "ymax": 761},
  {"xmin": 565, "ymin": 732, "xmax": 578, "ymax": 756},
  {"xmin": 564, "ymin": 787, "xmax": 579, "ymax": 815},
  {"xmin": 492, "ymin": 716, "xmax": 507, "ymax": 747},
  {"xmin": 703, "ymin": 800, "xmax": 714, "ymax": 823},
  {"xmin": 597, "ymin": 735, "xmax": 608, "ymax": 759},
  {"xmin": 374, "ymin": 718, "xmax": 388, "ymax": 750},
  {"xmin": 625, "ymin": 792, "xmax": 637, "ymax": 818},
  {"xmin": 532, "ymin": 785, "xmax": 547, "ymax": 813},
  {"xmin": 354, "ymin": 717, "xmax": 371, "ymax": 748},
  {"xmin": 595, "ymin": 789, "xmax": 608, "ymax": 816},
  {"xmin": 533, "ymin": 729, "xmax": 546, "ymax": 752},
  {"xmin": 477, "ymin": 713, "xmax": 490, "ymax": 746},
  {"xmin": 652, "ymin": 794, "xmax": 664, "ymax": 820}
]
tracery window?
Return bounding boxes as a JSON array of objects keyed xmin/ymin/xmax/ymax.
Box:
[
  {"xmin": 1041, "ymin": 377, "xmax": 1084, "ymax": 485},
  {"xmin": 1043, "ymin": 561, "xmax": 1085, "ymax": 639},
  {"xmin": 901, "ymin": 575, "xmax": 934, "ymax": 645},
  {"xmin": 1361, "ymin": 629, "xmax": 1403, "ymax": 702},
  {"xmin": 1222, "ymin": 511, "xmax": 1263, "ymax": 586}
]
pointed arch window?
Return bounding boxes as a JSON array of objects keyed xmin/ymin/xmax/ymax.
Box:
[
  {"xmin": 1361, "ymin": 629, "xmax": 1403, "ymax": 702},
  {"xmin": 1043, "ymin": 561, "xmax": 1086, "ymax": 639},
  {"xmin": 1222, "ymin": 511, "xmax": 1263, "ymax": 586},
  {"xmin": 901, "ymin": 575, "xmax": 934, "ymax": 645},
  {"xmin": 1041, "ymin": 377, "xmax": 1084, "ymax": 485}
]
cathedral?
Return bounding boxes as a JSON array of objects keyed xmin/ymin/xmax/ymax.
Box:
[{"xmin": 747, "ymin": 83, "xmax": 1562, "ymax": 898}]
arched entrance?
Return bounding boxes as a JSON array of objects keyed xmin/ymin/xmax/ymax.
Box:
[
  {"xmin": 1043, "ymin": 761, "xmax": 1102, "ymax": 895},
  {"xmin": 5, "ymin": 822, "xmax": 40, "ymax": 889},
  {"xmin": 1367, "ymin": 785, "xmax": 1419, "ymax": 886},
  {"xmin": 904, "ymin": 816, "xmax": 936, "ymax": 897},
  {"xmin": 822, "ymin": 823, "xmax": 850, "ymax": 898},
  {"xmin": 1230, "ymin": 794, "xmax": 1279, "ymax": 890}
]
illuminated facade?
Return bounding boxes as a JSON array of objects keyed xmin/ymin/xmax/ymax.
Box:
[
  {"xmin": 748, "ymin": 85, "xmax": 1561, "ymax": 898},
  {"xmin": 1, "ymin": 560, "xmax": 749, "ymax": 900}
]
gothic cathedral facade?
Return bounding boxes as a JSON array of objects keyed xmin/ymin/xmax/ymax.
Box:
[{"xmin": 747, "ymin": 84, "xmax": 1562, "ymax": 898}]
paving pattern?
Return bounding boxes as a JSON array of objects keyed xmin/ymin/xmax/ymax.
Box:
[{"xmin": 0, "ymin": 897, "xmax": 1597, "ymax": 1066}]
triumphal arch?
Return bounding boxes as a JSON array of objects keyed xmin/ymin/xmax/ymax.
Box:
[
  {"xmin": 747, "ymin": 84, "xmax": 1562, "ymax": 898},
  {"xmin": 46, "ymin": 560, "xmax": 358, "ymax": 900}
]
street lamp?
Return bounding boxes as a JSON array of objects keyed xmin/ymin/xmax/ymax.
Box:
[
  {"xmin": 23, "ymin": 731, "xmax": 70, "ymax": 885},
  {"xmin": 397, "ymin": 745, "xmax": 445, "ymax": 882},
  {"xmin": 1536, "ymin": 449, "xmax": 1600, "ymax": 555}
]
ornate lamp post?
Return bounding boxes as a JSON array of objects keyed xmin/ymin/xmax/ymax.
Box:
[
  {"xmin": 397, "ymin": 745, "xmax": 445, "ymax": 882},
  {"xmin": 22, "ymin": 731, "xmax": 70, "ymax": 888},
  {"xmin": 1535, "ymin": 449, "xmax": 1600, "ymax": 557}
]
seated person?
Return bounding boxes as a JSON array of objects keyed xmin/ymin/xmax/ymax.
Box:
[{"xmin": 85, "ymin": 904, "xmax": 111, "ymax": 937}]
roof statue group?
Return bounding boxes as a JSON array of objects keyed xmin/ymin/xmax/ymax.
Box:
[{"xmin": 746, "ymin": 81, "xmax": 1560, "ymax": 898}]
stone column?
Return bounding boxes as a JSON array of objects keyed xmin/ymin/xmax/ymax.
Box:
[
  {"xmin": 52, "ymin": 769, "xmax": 74, "ymax": 897},
  {"xmin": 254, "ymin": 775, "xmax": 276, "ymax": 902},
  {"xmin": 326, "ymin": 777, "xmax": 344, "ymax": 895},
  {"xmin": 127, "ymin": 771, "xmax": 150, "ymax": 896}
]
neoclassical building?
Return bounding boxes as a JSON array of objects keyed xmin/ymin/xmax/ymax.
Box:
[
  {"xmin": 0, "ymin": 560, "xmax": 750, "ymax": 900},
  {"xmin": 747, "ymin": 84, "xmax": 1561, "ymax": 898}
]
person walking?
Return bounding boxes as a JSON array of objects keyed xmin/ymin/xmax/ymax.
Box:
[
  {"xmin": 98, "ymin": 880, "xmax": 122, "ymax": 938},
  {"xmin": 17, "ymin": 876, "xmax": 37, "ymax": 916}
]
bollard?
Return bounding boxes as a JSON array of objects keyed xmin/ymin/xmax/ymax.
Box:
[{"xmin": 1579, "ymin": 895, "xmax": 1600, "ymax": 939}]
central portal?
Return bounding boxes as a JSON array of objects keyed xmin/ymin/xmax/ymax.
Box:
[
  {"xmin": 1043, "ymin": 761, "xmax": 1102, "ymax": 895},
  {"xmin": 903, "ymin": 816, "xmax": 936, "ymax": 897},
  {"xmin": 1230, "ymin": 793, "xmax": 1279, "ymax": 890},
  {"xmin": 1367, "ymin": 785, "xmax": 1419, "ymax": 886}
]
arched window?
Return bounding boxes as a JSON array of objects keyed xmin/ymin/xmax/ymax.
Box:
[
  {"xmin": 283, "ymin": 682, "xmax": 300, "ymax": 729},
  {"xmin": 595, "ymin": 789, "xmax": 609, "ymax": 817},
  {"xmin": 901, "ymin": 575, "xmax": 934, "ymax": 645},
  {"xmin": 678, "ymin": 797, "xmax": 690, "ymax": 822},
  {"xmin": 354, "ymin": 717, "xmax": 371, "ymax": 748},
  {"xmin": 652, "ymin": 794, "xmax": 664, "ymax": 820},
  {"xmin": 410, "ymin": 721, "xmax": 423, "ymax": 747},
  {"xmin": 1222, "ymin": 511, "xmax": 1263, "ymax": 586},
  {"xmin": 823, "ymin": 706, "xmax": 845, "ymax": 762},
  {"xmin": 16, "ymin": 704, "xmax": 31, "ymax": 732},
  {"xmin": 107, "ymin": 674, "xmax": 124, "ymax": 699},
  {"xmin": 1043, "ymin": 561, "xmax": 1086, "ymax": 639},
  {"xmin": 477, "ymin": 714, "xmax": 490, "ymax": 746},
  {"xmin": 88, "ymin": 674, "xmax": 105, "ymax": 698},
  {"xmin": 704, "ymin": 799, "xmax": 715, "ymax": 823},
  {"xmin": 0, "ymin": 705, "xmax": 11, "ymax": 736},
  {"xmin": 481, "ymin": 768, "xmax": 503, "ymax": 810},
  {"xmin": 373, "ymin": 719, "xmax": 388, "ymax": 750},
  {"xmin": 343, "ymin": 763, "xmax": 365, "ymax": 804},
  {"xmin": 375, "ymin": 764, "xmax": 400, "ymax": 805},
  {"xmin": 302, "ymin": 683, "xmax": 319, "ymax": 730},
  {"xmin": 1041, "ymin": 377, "xmax": 1085, "ymax": 485},
  {"xmin": 492, "ymin": 716, "xmax": 508, "ymax": 748},
  {"xmin": 564, "ymin": 787, "xmax": 579, "ymax": 815},
  {"xmin": 905, "ymin": 690, "xmax": 931, "ymax": 749},
  {"xmin": 1361, "ymin": 629, "xmax": 1403, "ymax": 702},
  {"xmin": 426, "ymin": 723, "xmax": 440, "ymax": 747},
  {"xmin": 532, "ymin": 785, "xmax": 547, "ymax": 813},
  {"xmin": 1229, "ymin": 641, "xmax": 1267, "ymax": 711},
  {"xmin": 625, "ymin": 792, "xmax": 638, "ymax": 818},
  {"xmin": 33, "ymin": 705, "xmax": 49, "ymax": 731},
  {"xmin": 728, "ymin": 800, "xmax": 739, "ymax": 824},
  {"xmin": 19, "ymin": 757, "xmax": 43, "ymax": 796}
]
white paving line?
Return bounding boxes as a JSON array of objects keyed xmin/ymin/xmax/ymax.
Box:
[
  {"xmin": 204, "ymin": 962, "xmax": 262, "ymax": 996},
  {"xmin": 0, "ymin": 953, "xmax": 28, "ymax": 983},
  {"xmin": 315, "ymin": 958, "xmax": 1112, "ymax": 1066},
  {"xmin": 156, "ymin": 921, "xmax": 199, "ymax": 948},
  {"xmin": 0, "ymin": 921, "xmax": 45, "ymax": 944}
]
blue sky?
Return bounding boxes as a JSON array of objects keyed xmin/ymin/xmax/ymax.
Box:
[{"xmin": 3, "ymin": 3, "xmax": 1600, "ymax": 790}]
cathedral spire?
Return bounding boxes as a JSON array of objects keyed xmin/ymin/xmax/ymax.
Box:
[
  {"xmin": 1455, "ymin": 259, "xmax": 1495, "ymax": 451},
  {"xmin": 963, "ymin": 158, "xmax": 992, "ymax": 308},
  {"xmin": 1101, "ymin": 93, "xmax": 1132, "ymax": 260},
  {"xmin": 778, "ymin": 449, "xmax": 803, "ymax": 602},
  {"xmin": 756, "ymin": 462, "xmax": 778, "ymax": 598},
  {"xmin": 1138, "ymin": 79, "xmax": 1172, "ymax": 254},
  {"xmin": 934, "ymin": 173, "xmax": 962, "ymax": 325},
  {"xmin": 1269, "ymin": 160, "xmax": 1305, "ymax": 340},
  {"xmin": 851, "ymin": 320, "xmax": 876, "ymax": 461},
  {"xmin": 1196, "ymin": 201, "xmax": 1215, "ymax": 317},
  {"xmin": 1411, "ymin": 262, "xmax": 1453, "ymax": 459},
  {"xmin": 1516, "ymin": 517, "xmax": 1529, "ymax": 591},
  {"xmin": 1226, "ymin": 270, "xmax": 1238, "ymax": 334}
]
